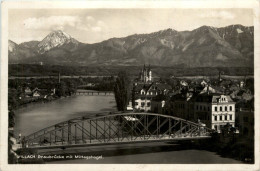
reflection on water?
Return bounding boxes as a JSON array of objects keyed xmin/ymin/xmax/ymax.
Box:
[{"xmin": 14, "ymin": 95, "xmax": 117, "ymax": 136}]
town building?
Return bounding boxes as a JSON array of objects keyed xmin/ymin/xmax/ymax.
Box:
[
  {"xmin": 235, "ymin": 98, "xmax": 254, "ymax": 138},
  {"xmin": 127, "ymin": 65, "xmax": 172, "ymax": 112},
  {"xmin": 169, "ymin": 91, "xmax": 195, "ymax": 120},
  {"xmin": 24, "ymin": 87, "xmax": 32, "ymax": 95},
  {"xmin": 32, "ymin": 88, "xmax": 41, "ymax": 97},
  {"xmin": 132, "ymin": 82, "xmax": 171, "ymax": 112},
  {"xmin": 194, "ymin": 94, "xmax": 236, "ymax": 133},
  {"xmin": 169, "ymin": 90, "xmax": 236, "ymax": 133},
  {"xmin": 151, "ymin": 94, "xmax": 167, "ymax": 114},
  {"xmin": 237, "ymin": 108, "xmax": 254, "ymax": 138}
]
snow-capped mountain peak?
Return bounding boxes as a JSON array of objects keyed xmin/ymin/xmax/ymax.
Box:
[
  {"xmin": 37, "ymin": 30, "xmax": 78, "ymax": 54},
  {"xmin": 8, "ymin": 40, "xmax": 17, "ymax": 52}
]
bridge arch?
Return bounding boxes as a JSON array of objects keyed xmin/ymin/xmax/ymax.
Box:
[{"xmin": 23, "ymin": 113, "xmax": 214, "ymax": 148}]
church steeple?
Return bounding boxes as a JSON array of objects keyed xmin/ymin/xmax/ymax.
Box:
[{"xmin": 139, "ymin": 64, "xmax": 152, "ymax": 83}]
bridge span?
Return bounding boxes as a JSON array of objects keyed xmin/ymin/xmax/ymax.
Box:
[
  {"xmin": 76, "ymin": 90, "xmax": 113, "ymax": 96},
  {"xmin": 22, "ymin": 113, "xmax": 214, "ymax": 149}
]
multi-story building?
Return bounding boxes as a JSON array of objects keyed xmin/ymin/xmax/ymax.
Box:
[
  {"xmin": 194, "ymin": 94, "xmax": 236, "ymax": 133},
  {"xmin": 168, "ymin": 91, "xmax": 236, "ymax": 133},
  {"xmin": 132, "ymin": 82, "xmax": 171, "ymax": 112},
  {"xmin": 127, "ymin": 65, "xmax": 171, "ymax": 112},
  {"xmin": 237, "ymin": 108, "xmax": 254, "ymax": 138},
  {"xmin": 151, "ymin": 94, "xmax": 167, "ymax": 114},
  {"xmin": 169, "ymin": 91, "xmax": 195, "ymax": 120}
]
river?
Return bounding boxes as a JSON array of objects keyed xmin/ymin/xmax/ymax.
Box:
[
  {"xmin": 14, "ymin": 94, "xmax": 117, "ymax": 137},
  {"xmin": 14, "ymin": 94, "xmax": 241, "ymax": 164}
]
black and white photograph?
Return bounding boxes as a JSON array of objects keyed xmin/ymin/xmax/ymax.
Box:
[{"xmin": 1, "ymin": 1, "xmax": 259, "ymax": 170}]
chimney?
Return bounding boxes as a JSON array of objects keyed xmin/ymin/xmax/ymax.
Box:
[{"xmin": 207, "ymin": 85, "xmax": 209, "ymax": 95}]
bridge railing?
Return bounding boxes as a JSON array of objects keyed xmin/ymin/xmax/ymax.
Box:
[{"xmin": 23, "ymin": 113, "xmax": 214, "ymax": 148}]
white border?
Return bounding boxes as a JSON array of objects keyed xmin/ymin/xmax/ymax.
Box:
[{"xmin": 1, "ymin": 1, "xmax": 259, "ymax": 171}]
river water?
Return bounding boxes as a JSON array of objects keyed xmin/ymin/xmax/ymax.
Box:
[
  {"xmin": 14, "ymin": 94, "xmax": 117, "ymax": 137},
  {"xmin": 14, "ymin": 94, "xmax": 241, "ymax": 164}
]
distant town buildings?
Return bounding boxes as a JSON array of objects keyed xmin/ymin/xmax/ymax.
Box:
[{"xmin": 128, "ymin": 67, "xmax": 254, "ymax": 134}]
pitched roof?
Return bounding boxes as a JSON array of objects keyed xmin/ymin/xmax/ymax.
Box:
[{"xmin": 194, "ymin": 93, "xmax": 234, "ymax": 103}]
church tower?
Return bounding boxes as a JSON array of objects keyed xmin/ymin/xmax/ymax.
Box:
[
  {"xmin": 148, "ymin": 64, "xmax": 152, "ymax": 82},
  {"xmin": 143, "ymin": 64, "xmax": 147, "ymax": 82},
  {"xmin": 138, "ymin": 64, "xmax": 152, "ymax": 83}
]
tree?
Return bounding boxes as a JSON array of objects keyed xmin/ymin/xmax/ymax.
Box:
[
  {"xmin": 8, "ymin": 110, "xmax": 17, "ymax": 163},
  {"xmin": 114, "ymin": 71, "xmax": 132, "ymax": 111},
  {"xmin": 56, "ymin": 82, "xmax": 67, "ymax": 97}
]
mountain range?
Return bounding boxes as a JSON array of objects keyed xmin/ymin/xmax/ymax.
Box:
[{"xmin": 8, "ymin": 25, "xmax": 254, "ymax": 67}]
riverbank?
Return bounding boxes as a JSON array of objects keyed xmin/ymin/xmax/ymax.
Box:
[
  {"xmin": 10, "ymin": 93, "xmax": 81, "ymax": 113},
  {"xmin": 185, "ymin": 134, "xmax": 254, "ymax": 164}
]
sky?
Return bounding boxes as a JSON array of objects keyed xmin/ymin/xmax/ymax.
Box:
[{"xmin": 9, "ymin": 8, "xmax": 253, "ymax": 44}]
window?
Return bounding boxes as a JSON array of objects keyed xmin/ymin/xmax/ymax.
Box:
[
  {"xmin": 220, "ymin": 115, "xmax": 222, "ymax": 121},
  {"xmin": 225, "ymin": 106, "xmax": 227, "ymax": 111},
  {"xmin": 214, "ymin": 116, "xmax": 217, "ymax": 121},
  {"xmin": 230, "ymin": 115, "xmax": 232, "ymax": 120},
  {"xmin": 141, "ymin": 97, "xmax": 145, "ymax": 100},
  {"xmin": 225, "ymin": 115, "xmax": 227, "ymax": 120},
  {"xmin": 147, "ymin": 102, "xmax": 151, "ymax": 107},
  {"xmin": 214, "ymin": 125, "xmax": 218, "ymax": 131},
  {"xmin": 215, "ymin": 107, "xmax": 217, "ymax": 111},
  {"xmin": 229, "ymin": 106, "xmax": 232, "ymax": 111},
  {"xmin": 141, "ymin": 102, "xmax": 145, "ymax": 107},
  {"xmin": 135, "ymin": 102, "xmax": 138, "ymax": 106},
  {"xmin": 220, "ymin": 106, "xmax": 222, "ymax": 111},
  {"xmin": 208, "ymin": 107, "xmax": 210, "ymax": 111}
]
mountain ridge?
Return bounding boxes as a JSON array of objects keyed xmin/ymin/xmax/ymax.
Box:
[{"xmin": 8, "ymin": 24, "xmax": 254, "ymax": 67}]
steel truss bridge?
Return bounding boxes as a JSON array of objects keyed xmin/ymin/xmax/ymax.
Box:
[
  {"xmin": 23, "ymin": 113, "xmax": 214, "ymax": 149},
  {"xmin": 76, "ymin": 91, "xmax": 113, "ymax": 96}
]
